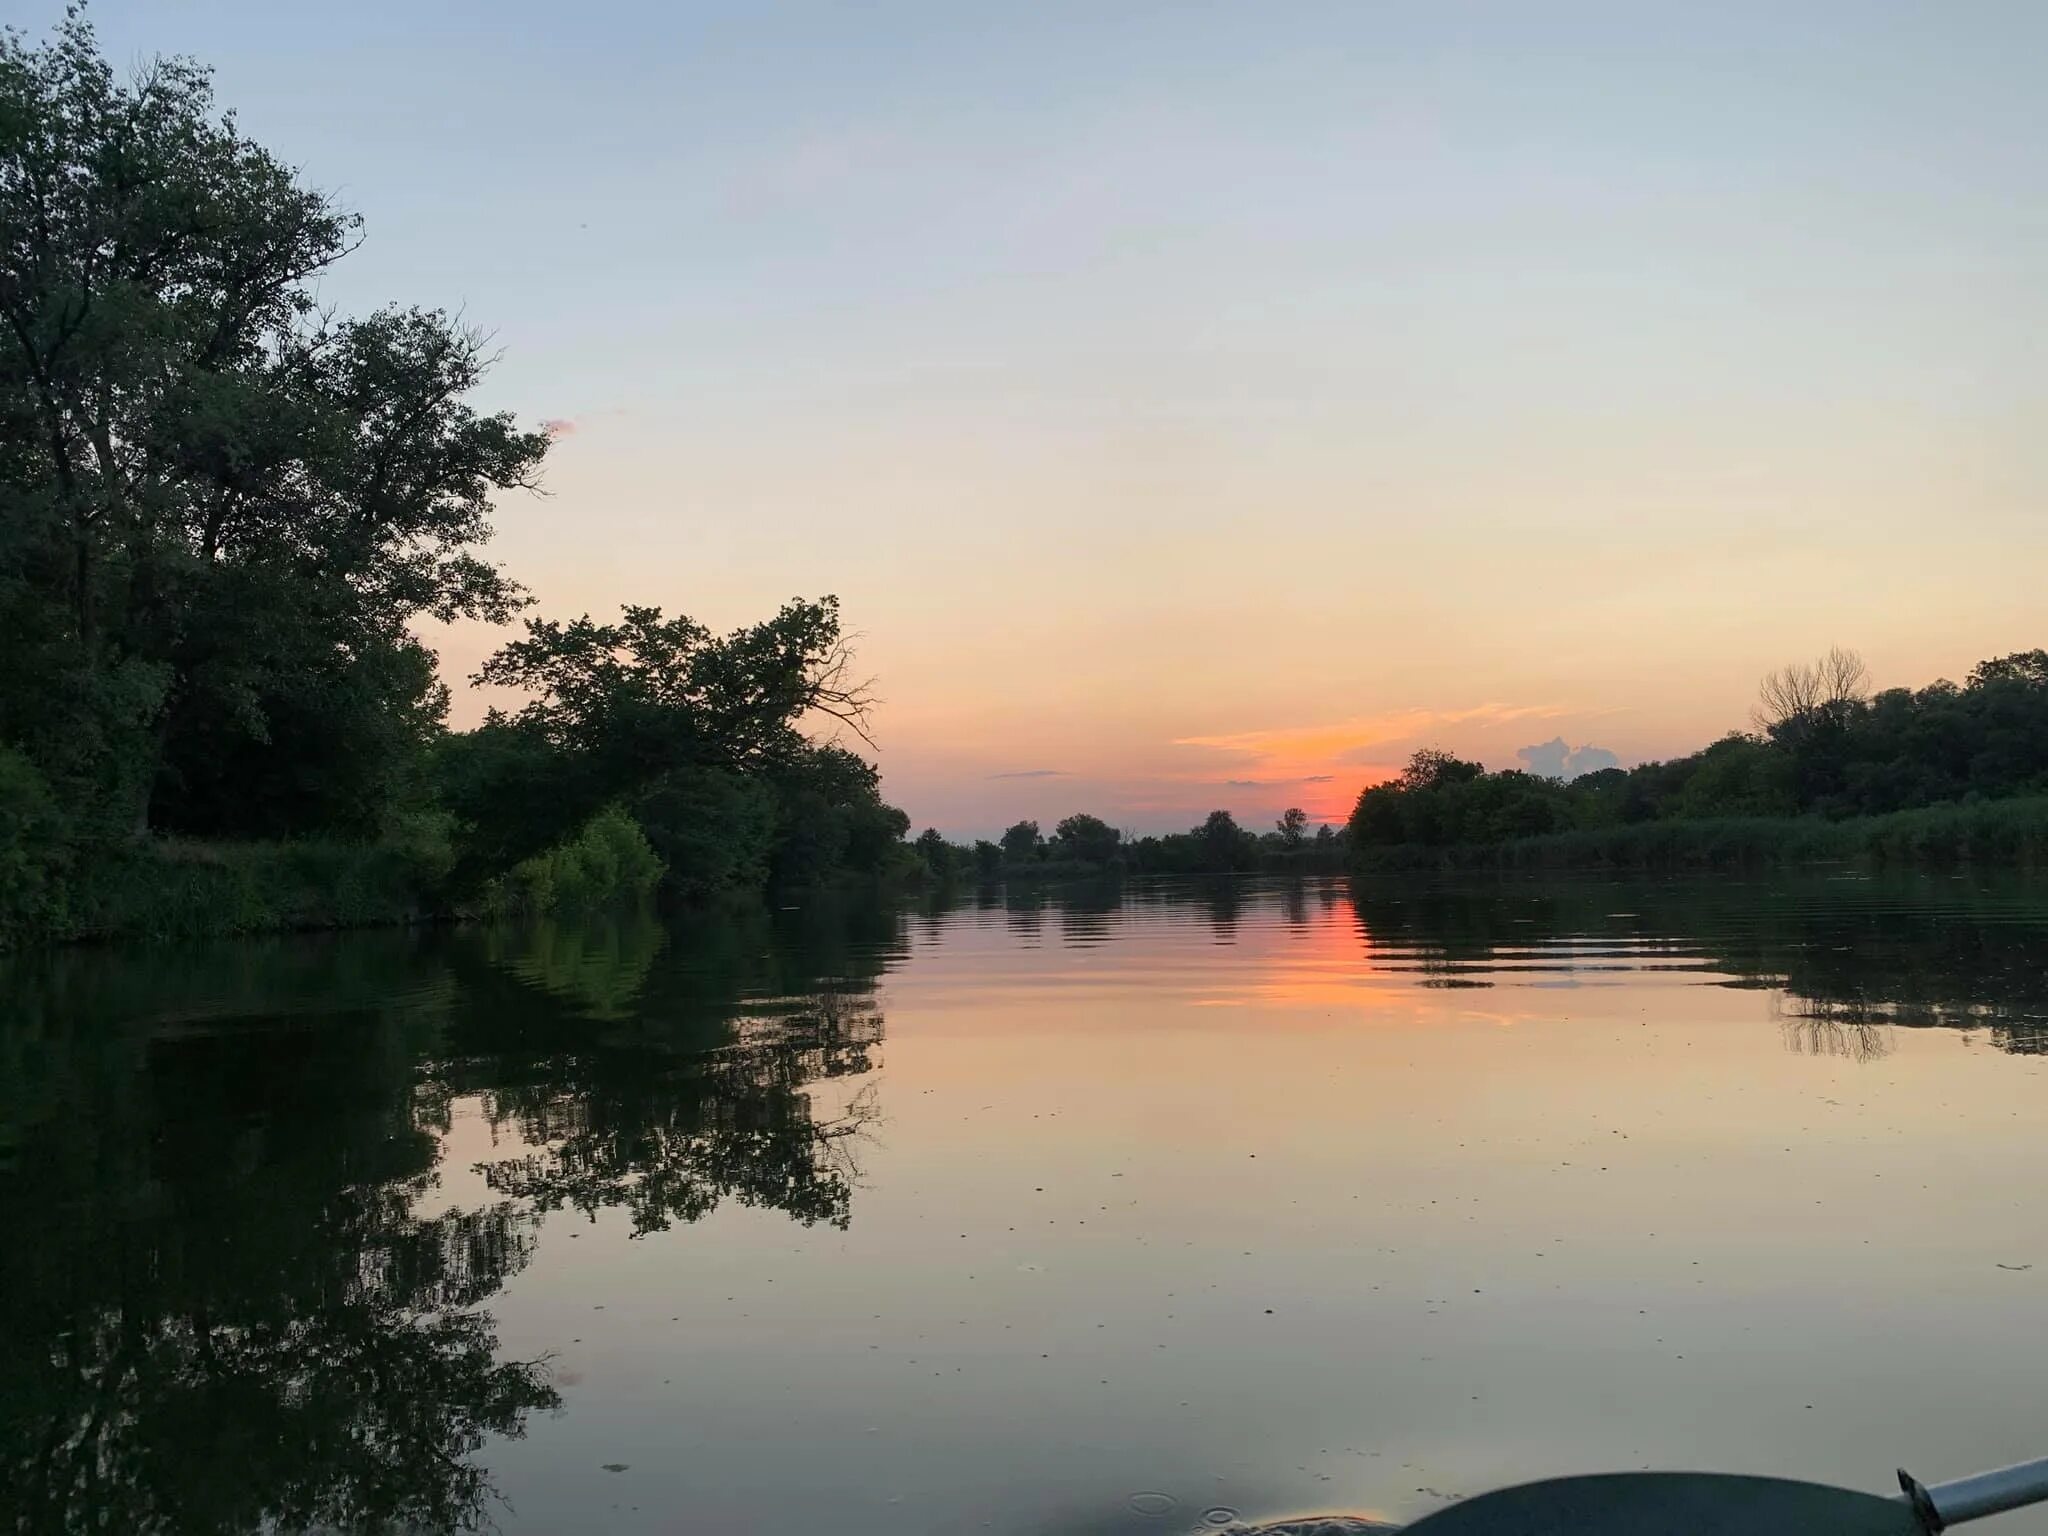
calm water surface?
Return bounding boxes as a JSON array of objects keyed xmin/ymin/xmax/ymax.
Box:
[{"xmin": 5, "ymin": 874, "xmax": 2047, "ymax": 1534}]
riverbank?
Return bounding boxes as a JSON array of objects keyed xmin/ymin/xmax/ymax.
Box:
[
  {"xmin": 0, "ymin": 809, "xmax": 669, "ymax": 947},
  {"xmin": 3, "ymin": 838, "xmax": 435, "ymax": 945},
  {"xmin": 0, "ymin": 803, "xmax": 942, "ymax": 947},
  {"xmin": 1350, "ymin": 794, "xmax": 2048, "ymax": 872}
]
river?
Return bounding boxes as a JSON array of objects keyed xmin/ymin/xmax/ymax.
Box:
[{"xmin": 4, "ymin": 872, "xmax": 2046, "ymax": 1534}]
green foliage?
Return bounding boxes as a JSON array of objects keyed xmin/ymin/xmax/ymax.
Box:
[
  {"xmin": 999, "ymin": 819, "xmax": 1043, "ymax": 862},
  {"xmin": 153, "ymin": 630, "xmax": 451, "ymax": 840},
  {"xmin": 0, "ymin": 14, "xmax": 548, "ymax": 838},
  {"xmin": 447, "ymin": 599, "xmax": 890, "ymax": 892},
  {"xmin": 1350, "ymin": 654, "xmax": 2048, "ymax": 866},
  {"xmin": 1350, "ymin": 795, "xmax": 2048, "ymax": 872},
  {"xmin": 761, "ymin": 745, "xmax": 912, "ymax": 889},
  {"xmin": 0, "ymin": 745, "xmax": 69, "ymax": 938},
  {"xmin": 1119, "ymin": 808, "xmax": 1341, "ymax": 875},
  {"xmin": 482, "ymin": 806, "xmax": 664, "ymax": 917},
  {"xmin": 913, "ymin": 826, "xmax": 957, "ymax": 879},
  {"xmin": 1052, "ymin": 813, "xmax": 1120, "ymax": 866},
  {"xmin": 1197, "ymin": 809, "xmax": 1254, "ymax": 871},
  {"xmin": 475, "ymin": 598, "xmax": 869, "ymax": 771},
  {"xmin": 912, "ymin": 805, "xmax": 1348, "ymax": 884},
  {"xmin": 0, "ymin": 17, "xmax": 916, "ymax": 941},
  {"xmin": 634, "ymin": 769, "xmax": 776, "ymax": 899},
  {"xmin": 59, "ymin": 839, "xmax": 429, "ymax": 940},
  {"xmin": 1855, "ymin": 796, "xmax": 2048, "ymax": 867}
]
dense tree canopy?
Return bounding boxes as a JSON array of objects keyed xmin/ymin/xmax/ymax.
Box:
[
  {"xmin": 999, "ymin": 819, "xmax": 1042, "ymax": 862},
  {"xmin": 909, "ymin": 806, "xmax": 1345, "ymax": 882},
  {"xmin": 1348, "ymin": 648, "xmax": 2048, "ymax": 855},
  {"xmin": 0, "ymin": 16, "xmax": 546, "ymax": 837},
  {"xmin": 1051, "ymin": 813, "xmax": 1119, "ymax": 865},
  {"xmin": 0, "ymin": 15, "xmax": 918, "ymax": 931},
  {"xmin": 442, "ymin": 597, "xmax": 887, "ymax": 887}
]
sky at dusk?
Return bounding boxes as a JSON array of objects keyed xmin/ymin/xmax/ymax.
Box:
[{"xmin": 76, "ymin": 1, "xmax": 2048, "ymax": 836}]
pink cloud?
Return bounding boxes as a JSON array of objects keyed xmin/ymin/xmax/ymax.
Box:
[
  {"xmin": 541, "ymin": 418, "xmax": 579, "ymax": 437},
  {"xmin": 1172, "ymin": 702, "xmax": 1571, "ymax": 779}
]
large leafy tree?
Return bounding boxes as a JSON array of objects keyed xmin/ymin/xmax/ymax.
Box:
[
  {"xmin": 998, "ymin": 819, "xmax": 1041, "ymax": 862},
  {"xmin": 0, "ymin": 14, "xmax": 547, "ymax": 834},
  {"xmin": 1052, "ymin": 812, "xmax": 1119, "ymax": 865},
  {"xmin": 474, "ymin": 597, "xmax": 872, "ymax": 776},
  {"xmin": 1196, "ymin": 808, "xmax": 1252, "ymax": 870},
  {"xmin": 442, "ymin": 597, "xmax": 880, "ymax": 885}
]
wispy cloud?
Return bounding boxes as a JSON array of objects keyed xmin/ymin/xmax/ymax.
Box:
[
  {"xmin": 988, "ymin": 768, "xmax": 1068, "ymax": 780},
  {"xmin": 541, "ymin": 417, "xmax": 579, "ymax": 437},
  {"xmin": 1224, "ymin": 778, "xmax": 1264, "ymax": 788},
  {"xmin": 1303, "ymin": 774, "xmax": 1335, "ymax": 783},
  {"xmin": 1175, "ymin": 703, "xmax": 1572, "ymax": 773}
]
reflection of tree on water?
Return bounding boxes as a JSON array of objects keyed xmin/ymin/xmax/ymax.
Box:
[
  {"xmin": 0, "ymin": 1001, "xmax": 555, "ymax": 1536},
  {"xmin": 1776, "ymin": 998, "xmax": 1894, "ymax": 1063},
  {"xmin": 913, "ymin": 876, "xmax": 2048, "ymax": 1057},
  {"xmin": 1004, "ymin": 886, "xmax": 1047, "ymax": 941},
  {"xmin": 1345, "ymin": 874, "xmax": 2048, "ymax": 1058},
  {"xmin": 1279, "ymin": 877, "xmax": 1311, "ymax": 931},
  {"xmin": 0, "ymin": 898, "xmax": 896, "ymax": 1534},
  {"xmin": 432, "ymin": 908, "xmax": 888, "ymax": 1235},
  {"xmin": 1055, "ymin": 879, "xmax": 1119, "ymax": 948},
  {"xmin": 465, "ymin": 989, "xmax": 882, "ymax": 1235}
]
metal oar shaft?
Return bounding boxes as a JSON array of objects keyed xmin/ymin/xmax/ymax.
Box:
[{"xmin": 1912, "ymin": 1456, "xmax": 2048, "ymax": 1529}]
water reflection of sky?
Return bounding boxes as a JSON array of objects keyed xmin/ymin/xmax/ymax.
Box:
[
  {"xmin": 482, "ymin": 876, "xmax": 2048, "ymax": 1536},
  {"xmin": 5, "ymin": 875, "xmax": 2047, "ymax": 1535}
]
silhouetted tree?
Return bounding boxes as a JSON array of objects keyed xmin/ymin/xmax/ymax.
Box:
[
  {"xmin": 1197, "ymin": 809, "xmax": 1253, "ymax": 871},
  {"xmin": 1755, "ymin": 646, "xmax": 1870, "ymax": 739},
  {"xmin": 446, "ymin": 599, "xmax": 879, "ymax": 885},
  {"xmin": 1398, "ymin": 748, "xmax": 1485, "ymax": 792},
  {"xmin": 1970, "ymin": 650, "xmax": 2048, "ymax": 689},
  {"xmin": 999, "ymin": 819, "xmax": 1042, "ymax": 863},
  {"xmin": 1052, "ymin": 813, "xmax": 1119, "ymax": 865},
  {"xmin": 914, "ymin": 826, "xmax": 952, "ymax": 876},
  {"xmin": 0, "ymin": 14, "xmax": 549, "ymax": 838},
  {"xmin": 1345, "ymin": 647, "xmax": 2048, "ymax": 861}
]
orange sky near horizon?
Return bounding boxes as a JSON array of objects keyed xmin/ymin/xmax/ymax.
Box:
[
  {"xmin": 426, "ymin": 388, "xmax": 2044, "ymax": 836},
  {"xmin": 180, "ymin": 0, "xmax": 2042, "ymax": 841}
]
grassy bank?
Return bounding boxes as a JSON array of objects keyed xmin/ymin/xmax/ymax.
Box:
[
  {"xmin": 39, "ymin": 839, "xmax": 436, "ymax": 943},
  {"xmin": 1351, "ymin": 795, "xmax": 2048, "ymax": 872},
  {"xmin": 2, "ymin": 808, "xmax": 668, "ymax": 947}
]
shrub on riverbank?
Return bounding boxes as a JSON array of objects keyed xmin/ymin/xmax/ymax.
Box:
[
  {"xmin": 480, "ymin": 807, "xmax": 665, "ymax": 917},
  {"xmin": 1856, "ymin": 796, "xmax": 2048, "ymax": 866},
  {"xmin": 56, "ymin": 839, "xmax": 431, "ymax": 942},
  {"xmin": 0, "ymin": 791, "xmax": 666, "ymax": 945},
  {"xmin": 1347, "ymin": 651, "xmax": 2048, "ymax": 866},
  {"xmin": 1349, "ymin": 794, "xmax": 2048, "ymax": 872},
  {"xmin": 0, "ymin": 748, "xmax": 74, "ymax": 942}
]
